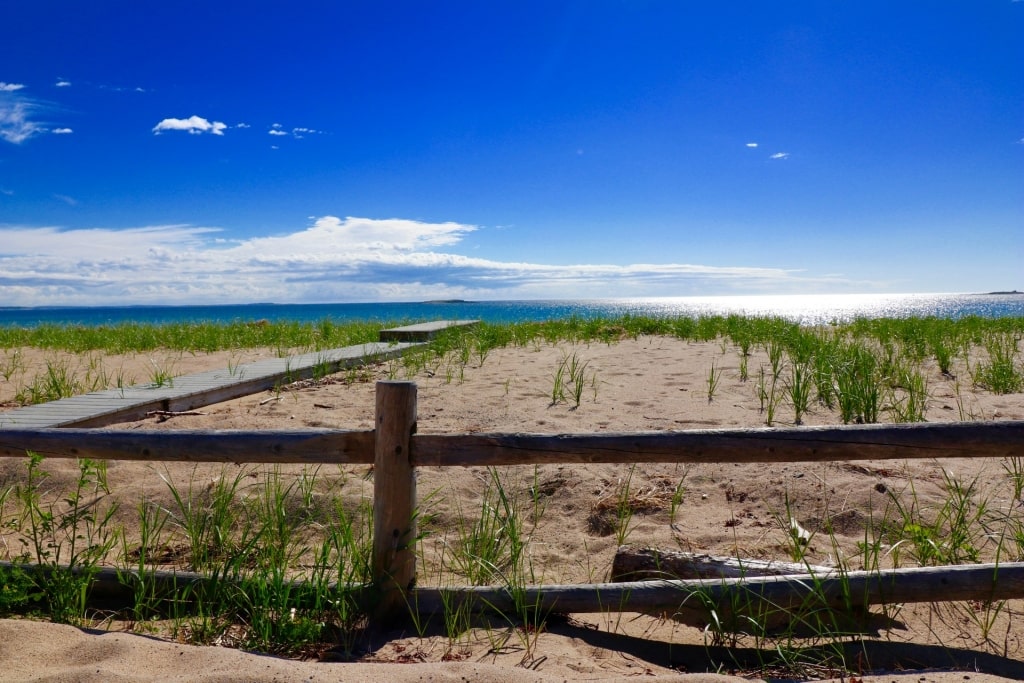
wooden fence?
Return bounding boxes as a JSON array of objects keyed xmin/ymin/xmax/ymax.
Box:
[{"xmin": 2, "ymin": 380, "xmax": 1024, "ymax": 627}]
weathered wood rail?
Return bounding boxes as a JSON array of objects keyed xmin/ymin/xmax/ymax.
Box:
[{"xmin": 2, "ymin": 380, "xmax": 1023, "ymax": 627}]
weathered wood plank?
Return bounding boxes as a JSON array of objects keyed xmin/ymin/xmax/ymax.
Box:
[
  {"xmin": 412, "ymin": 421, "xmax": 1024, "ymax": 466},
  {"xmin": 0, "ymin": 428, "xmax": 376, "ymax": 464},
  {"xmin": 379, "ymin": 320, "xmax": 478, "ymax": 342}
]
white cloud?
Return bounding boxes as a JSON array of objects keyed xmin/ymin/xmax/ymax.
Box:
[
  {"xmin": 236, "ymin": 122, "xmax": 250, "ymax": 129},
  {"xmin": 55, "ymin": 80, "xmax": 71, "ymax": 87},
  {"xmin": 267, "ymin": 124, "xmax": 324, "ymax": 139},
  {"xmin": 0, "ymin": 82, "xmax": 25, "ymax": 92},
  {"xmin": 769, "ymin": 152, "xmax": 789, "ymax": 160},
  {"xmin": 745, "ymin": 142, "xmax": 758, "ymax": 148},
  {"xmin": 52, "ymin": 127, "xmax": 73, "ymax": 134},
  {"xmin": 152, "ymin": 115, "xmax": 227, "ymax": 136},
  {"xmin": 0, "ymin": 99, "xmax": 46, "ymax": 144},
  {"xmin": 0, "ymin": 216, "xmax": 841, "ymax": 306}
]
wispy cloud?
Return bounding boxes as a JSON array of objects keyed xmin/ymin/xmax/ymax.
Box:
[
  {"xmin": 55, "ymin": 79, "xmax": 71, "ymax": 87},
  {"xmin": 152, "ymin": 115, "xmax": 227, "ymax": 136},
  {"xmin": 0, "ymin": 96, "xmax": 46, "ymax": 144},
  {"xmin": 0, "ymin": 82, "xmax": 25, "ymax": 92},
  {"xmin": 0, "ymin": 216, "xmax": 844, "ymax": 306},
  {"xmin": 269, "ymin": 123, "xmax": 323, "ymax": 139},
  {"xmin": 53, "ymin": 194, "xmax": 78, "ymax": 206},
  {"xmin": 745, "ymin": 142, "xmax": 758, "ymax": 148},
  {"xmin": 769, "ymin": 152, "xmax": 789, "ymax": 160},
  {"xmin": 52, "ymin": 127, "xmax": 73, "ymax": 134}
]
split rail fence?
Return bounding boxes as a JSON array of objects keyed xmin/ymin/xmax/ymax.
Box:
[{"xmin": 2, "ymin": 380, "xmax": 1024, "ymax": 627}]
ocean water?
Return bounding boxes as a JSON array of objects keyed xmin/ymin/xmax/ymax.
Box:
[{"xmin": 0, "ymin": 293, "xmax": 1022, "ymax": 328}]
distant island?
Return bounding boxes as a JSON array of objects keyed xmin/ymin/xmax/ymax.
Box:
[
  {"xmin": 985, "ymin": 290, "xmax": 1022, "ymax": 295},
  {"xmin": 423, "ymin": 299, "xmax": 474, "ymax": 304}
]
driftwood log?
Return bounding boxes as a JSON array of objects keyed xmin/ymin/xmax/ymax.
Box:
[
  {"xmin": 610, "ymin": 546, "xmax": 848, "ymax": 630},
  {"xmin": 611, "ymin": 546, "xmax": 834, "ymax": 582}
]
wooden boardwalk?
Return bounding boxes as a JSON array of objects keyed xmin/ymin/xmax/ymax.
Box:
[{"xmin": 0, "ymin": 320, "xmax": 478, "ymax": 430}]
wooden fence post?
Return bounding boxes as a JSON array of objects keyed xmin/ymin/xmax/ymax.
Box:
[{"xmin": 371, "ymin": 380, "xmax": 418, "ymax": 624}]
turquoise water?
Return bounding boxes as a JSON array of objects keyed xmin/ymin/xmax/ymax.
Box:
[{"xmin": 1, "ymin": 293, "xmax": 1022, "ymax": 328}]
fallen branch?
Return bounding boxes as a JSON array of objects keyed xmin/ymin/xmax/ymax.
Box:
[{"xmin": 145, "ymin": 410, "xmax": 207, "ymax": 419}]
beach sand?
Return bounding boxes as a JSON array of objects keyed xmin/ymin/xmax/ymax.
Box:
[{"xmin": 1, "ymin": 336, "xmax": 1023, "ymax": 681}]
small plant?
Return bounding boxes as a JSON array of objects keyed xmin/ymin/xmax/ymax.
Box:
[
  {"xmin": 227, "ymin": 355, "xmax": 246, "ymax": 379},
  {"xmin": 549, "ymin": 359, "xmax": 567, "ymax": 406},
  {"xmin": 118, "ymin": 499, "xmax": 171, "ymax": 624},
  {"xmin": 159, "ymin": 466, "xmax": 247, "ymax": 571},
  {"xmin": 1003, "ymin": 456, "xmax": 1024, "ymax": 503},
  {"xmin": 567, "ymin": 354, "xmax": 591, "ymax": 408},
  {"xmin": 15, "ymin": 453, "xmax": 120, "ymax": 624},
  {"xmin": 148, "ymin": 358, "xmax": 176, "ymax": 388},
  {"xmin": 766, "ymin": 341, "xmax": 785, "ymax": 380},
  {"xmin": 888, "ymin": 368, "xmax": 929, "ymax": 423},
  {"xmin": 15, "ymin": 359, "xmax": 84, "ymax": 405},
  {"xmin": 610, "ymin": 466, "xmax": 639, "ymax": 546},
  {"xmin": 448, "ymin": 468, "xmax": 529, "ymax": 586},
  {"xmin": 0, "ymin": 348, "xmax": 25, "ymax": 382},
  {"xmin": 669, "ymin": 473, "xmax": 689, "ymax": 529},
  {"xmin": 833, "ymin": 344, "xmax": 880, "ymax": 424},
  {"xmin": 786, "ymin": 362, "xmax": 812, "ymax": 425},
  {"xmin": 706, "ymin": 362, "xmax": 722, "ymax": 403},
  {"xmin": 973, "ymin": 333, "xmax": 1023, "ymax": 394}
]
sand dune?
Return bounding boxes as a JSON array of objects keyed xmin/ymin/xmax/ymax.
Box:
[{"xmin": 2, "ymin": 336, "xmax": 1023, "ymax": 681}]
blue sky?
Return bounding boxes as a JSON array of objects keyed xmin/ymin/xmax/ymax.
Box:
[{"xmin": 1, "ymin": 2, "xmax": 1021, "ymax": 306}]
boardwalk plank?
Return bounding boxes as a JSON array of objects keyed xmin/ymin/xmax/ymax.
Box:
[{"xmin": 0, "ymin": 325, "xmax": 451, "ymax": 430}]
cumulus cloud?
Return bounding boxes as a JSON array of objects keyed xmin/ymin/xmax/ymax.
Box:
[
  {"xmin": 268, "ymin": 129, "xmax": 288, "ymax": 136},
  {"xmin": 152, "ymin": 115, "xmax": 227, "ymax": 136},
  {"xmin": 0, "ymin": 82, "xmax": 25, "ymax": 92},
  {"xmin": 0, "ymin": 216, "xmax": 839, "ymax": 306},
  {"xmin": 55, "ymin": 80, "xmax": 71, "ymax": 87}
]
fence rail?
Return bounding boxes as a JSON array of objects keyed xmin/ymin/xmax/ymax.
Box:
[
  {"xmin": 3, "ymin": 421, "xmax": 1022, "ymax": 467},
  {"xmin": 2, "ymin": 380, "xmax": 1024, "ymax": 626}
]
